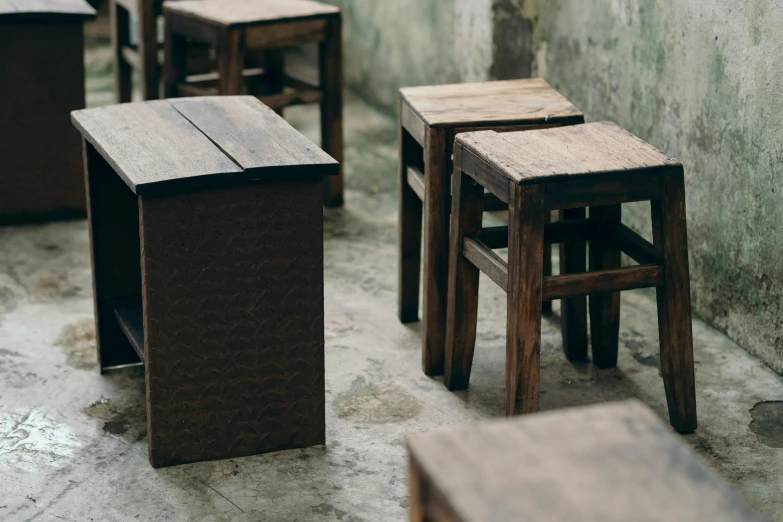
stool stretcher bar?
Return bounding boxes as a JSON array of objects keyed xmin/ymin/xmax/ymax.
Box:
[{"xmin": 461, "ymin": 236, "xmax": 664, "ymax": 300}]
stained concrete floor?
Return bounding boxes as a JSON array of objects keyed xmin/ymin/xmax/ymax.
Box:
[{"xmin": 2, "ymin": 39, "xmax": 783, "ymax": 521}]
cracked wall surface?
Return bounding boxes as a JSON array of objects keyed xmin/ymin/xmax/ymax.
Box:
[
  {"xmin": 322, "ymin": 0, "xmax": 494, "ymax": 113},
  {"xmin": 521, "ymin": 0, "xmax": 783, "ymax": 374},
  {"xmin": 329, "ymin": 0, "xmax": 783, "ymax": 375}
]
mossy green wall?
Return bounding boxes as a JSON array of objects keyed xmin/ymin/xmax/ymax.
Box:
[
  {"xmin": 324, "ymin": 1, "xmax": 494, "ymax": 113},
  {"xmin": 526, "ymin": 0, "xmax": 783, "ymax": 372}
]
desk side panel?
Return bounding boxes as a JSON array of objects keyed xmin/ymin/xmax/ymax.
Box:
[{"xmin": 139, "ymin": 177, "xmax": 325, "ymax": 467}]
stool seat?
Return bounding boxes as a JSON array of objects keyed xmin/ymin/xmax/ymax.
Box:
[
  {"xmin": 163, "ymin": 0, "xmax": 339, "ymax": 27},
  {"xmin": 459, "ymin": 122, "xmax": 679, "ymax": 185},
  {"xmin": 72, "ymin": 96, "xmax": 338, "ymax": 194},
  {"xmin": 400, "ymin": 78, "xmax": 583, "ymax": 130},
  {"xmin": 0, "ymin": 0, "xmax": 95, "ymax": 20}
]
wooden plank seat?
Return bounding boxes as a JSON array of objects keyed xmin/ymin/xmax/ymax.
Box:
[
  {"xmin": 71, "ymin": 96, "xmax": 338, "ymax": 467},
  {"xmin": 446, "ymin": 122, "xmax": 697, "ymax": 433},
  {"xmin": 0, "ymin": 0, "xmax": 95, "ymax": 224},
  {"xmin": 408, "ymin": 400, "xmax": 766, "ymax": 522},
  {"xmin": 163, "ymin": 0, "xmax": 345, "ymax": 207},
  {"xmin": 397, "ymin": 78, "xmax": 585, "ymax": 377}
]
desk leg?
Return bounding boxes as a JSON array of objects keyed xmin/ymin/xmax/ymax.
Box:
[{"xmin": 83, "ymin": 141, "xmax": 142, "ymax": 371}]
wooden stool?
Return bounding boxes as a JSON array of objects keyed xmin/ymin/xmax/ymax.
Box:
[
  {"xmin": 408, "ymin": 400, "xmax": 763, "ymax": 522},
  {"xmin": 446, "ymin": 122, "xmax": 697, "ymax": 433},
  {"xmin": 162, "ymin": 0, "xmax": 345, "ymax": 207},
  {"xmin": 71, "ymin": 96, "xmax": 338, "ymax": 467},
  {"xmin": 0, "ymin": 0, "xmax": 95, "ymax": 223},
  {"xmin": 110, "ymin": 0, "xmax": 160, "ymax": 101},
  {"xmin": 397, "ymin": 79, "xmax": 585, "ymax": 376},
  {"xmin": 110, "ymin": 0, "xmax": 214, "ymax": 102}
]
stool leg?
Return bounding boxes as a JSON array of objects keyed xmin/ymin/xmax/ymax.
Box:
[
  {"xmin": 163, "ymin": 13, "xmax": 187, "ymax": 99},
  {"xmin": 506, "ymin": 183, "xmax": 545, "ymax": 416},
  {"xmin": 320, "ymin": 16, "xmax": 344, "ymax": 208},
  {"xmin": 262, "ymin": 49, "xmax": 285, "ymax": 117},
  {"xmin": 398, "ymin": 121, "xmax": 423, "ymax": 324},
  {"xmin": 589, "ymin": 204, "xmax": 622, "ymax": 368},
  {"xmin": 138, "ymin": 0, "xmax": 159, "ymax": 100},
  {"xmin": 110, "ymin": 0, "xmax": 131, "ymax": 103},
  {"xmin": 444, "ymin": 167, "xmax": 483, "ymax": 390},
  {"xmin": 422, "ymin": 127, "xmax": 449, "ymax": 376},
  {"xmin": 652, "ymin": 169, "xmax": 696, "ymax": 433},
  {"xmin": 542, "ymin": 212, "xmax": 552, "ymax": 314},
  {"xmin": 560, "ymin": 207, "xmax": 589, "ymax": 361},
  {"xmin": 218, "ymin": 29, "xmax": 245, "ymax": 95}
]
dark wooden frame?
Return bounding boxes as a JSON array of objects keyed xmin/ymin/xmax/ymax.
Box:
[
  {"xmin": 0, "ymin": 3, "xmax": 95, "ymax": 223},
  {"xmin": 73, "ymin": 97, "xmax": 337, "ymax": 467},
  {"xmin": 111, "ymin": 0, "xmax": 159, "ymax": 101},
  {"xmin": 163, "ymin": 7, "xmax": 344, "ymax": 207},
  {"xmin": 397, "ymin": 93, "xmax": 585, "ymax": 376},
  {"xmin": 445, "ymin": 140, "xmax": 696, "ymax": 433}
]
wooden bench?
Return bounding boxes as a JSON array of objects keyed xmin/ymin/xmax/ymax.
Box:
[
  {"xmin": 162, "ymin": 0, "xmax": 344, "ymax": 207},
  {"xmin": 71, "ymin": 96, "xmax": 338, "ymax": 467},
  {"xmin": 0, "ymin": 0, "xmax": 95, "ymax": 223},
  {"xmin": 446, "ymin": 122, "xmax": 696, "ymax": 432},
  {"xmin": 408, "ymin": 400, "xmax": 766, "ymax": 522},
  {"xmin": 397, "ymin": 79, "xmax": 585, "ymax": 375}
]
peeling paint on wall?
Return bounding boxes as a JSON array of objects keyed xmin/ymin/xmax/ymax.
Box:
[{"xmin": 531, "ymin": 0, "xmax": 783, "ymax": 373}]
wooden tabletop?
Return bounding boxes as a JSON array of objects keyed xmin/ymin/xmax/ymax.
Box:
[
  {"xmin": 71, "ymin": 96, "xmax": 339, "ymax": 195},
  {"xmin": 457, "ymin": 121, "xmax": 680, "ymax": 185},
  {"xmin": 163, "ymin": 0, "xmax": 339, "ymax": 28},
  {"xmin": 0, "ymin": 0, "xmax": 94, "ymax": 20},
  {"xmin": 408, "ymin": 400, "xmax": 766, "ymax": 522},
  {"xmin": 399, "ymin": 78, "xmax": 583, "ymax": 129}
]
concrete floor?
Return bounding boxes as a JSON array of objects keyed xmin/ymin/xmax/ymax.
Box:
[{"xmin": 2, "ymin": 40, "xmax": 783, "ymax": 522}]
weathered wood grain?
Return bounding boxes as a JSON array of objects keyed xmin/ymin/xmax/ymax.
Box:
[
  {"xmin": 506, "ymin": 183, "xmax": 545, "ymax": 415},
  {"xmin": 169, "ymin": 96, "xmax": 338, "ymax": 177},
  {"xmin": 458, "ymin": 122, "xmax": 679, "ymax": 186},
  {"xmin": 400, "ymin": 78, "xmax": 583, "ymax": 128},
  {"xmin": 72, "ymin": 97, "xmax": 338, "ymax": 194},
  {"xmin": 398, "ymin": 117, "xmax": 424, "ymax": 324},
  {"xmin": 444, "ymin": 167, "xmax": 484, "ymax": 391},
  {"xmin": 72, "ymin": 100, "xmax": 240, "ymax": 194},
  {"xmin": 0, "ymin": 0, "xmax": 94, "ymax": 19},
  {"xmin": 408, "ymin": 400, "xmax": 766, "ymax": 522},
  {"xmin": 163, "ymin": 0, "xmax": 338, "ymax": 28},
  {"xmin": 652, "ymin": 168, "xmax": 697, "ymax": 433},
  {"xmin": 422, "ymin": 127, "xmax": 451, "ymax": 376}
]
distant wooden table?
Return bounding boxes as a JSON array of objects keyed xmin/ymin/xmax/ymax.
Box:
[
  {"xmin": 0, "ymin": 0, "xmax": 95, "ymax": 224},
  {"xmin": 72, "ymin": 96, "xmax": 338, "ymax": 467},
  {"xmin": 162, "ymin": 0, "xmax": 345, "ymax": 207},
  {"xmin": 408, "ymin": 400, "xmax": 767, "ymax": 522}
]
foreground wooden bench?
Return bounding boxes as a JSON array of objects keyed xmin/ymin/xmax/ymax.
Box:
[
  {"xmin": 408, "ymin": 400, "xmax": 766, "ymax": 522},
  {"xmin": 72, "ymin": 96, "xmax": 338, "ymax": 467},
  {"xmin": 0, "ymin": 0, "xmax": 95, "ymax": 223}
]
